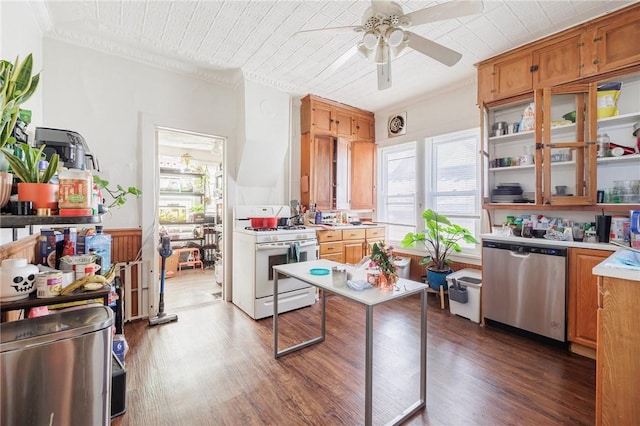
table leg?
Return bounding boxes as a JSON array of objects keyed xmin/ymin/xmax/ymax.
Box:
[
  {"xmin": 274, "ymin": 276, "xmax": 325, "ymax": 359},
  {"xmin": 273, "ymin": 272, "xmax": 279, "ymax": 358},
  {"xmin": 365, "ymin": 305, "xmax": 373, "ymax": 426}
]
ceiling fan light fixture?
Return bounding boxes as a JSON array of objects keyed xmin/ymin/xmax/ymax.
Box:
[
  {"xmin": 386, "ymin": 27, "xmax": 404, "ymax": 47},
  {"xmin": 391, "ymin": 39, "xmax": 409, "ymax": 57},
  {"xmin": 362, "ymin": 30, "xmax": 379, "ymax": 50},
  {"xmin": 357, "ymin": 42, "xmax": 373, "ymax": 60}
]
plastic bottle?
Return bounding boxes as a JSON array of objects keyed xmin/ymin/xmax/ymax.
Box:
[
  {"xmin": 38, "ymin": 160, "xmax": 49, "ymax": 182},
  {"xmin": 89, "ymin": 226, "xmax": 112, "ymax": 274}
]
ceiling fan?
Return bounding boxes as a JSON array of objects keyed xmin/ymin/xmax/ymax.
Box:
[{"xmin": 296, "ymin": 0, "xmax": 484, "ymax": 90}]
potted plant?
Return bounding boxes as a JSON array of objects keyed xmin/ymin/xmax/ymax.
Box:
[
  {"xmin": 401, "ymin": 209, "xmax": 478, "ymax": 291},
  {"xmin": 0, "ymin": 54, "xmax": 40, "ymax": 208},
  {"xmin": 369, "ymin": 242, "xmax": 399, "ymax": 290},
  {"xmin": 1, "ymin": 54, "xmax": 40, "ymax": 151},
  {"xmin": 1, "ymin": 142, "xmax": 59, "ymax": 210},
  {"xmin": 93, "ymin": 174, "xmax": 142, "ymax": 210}
]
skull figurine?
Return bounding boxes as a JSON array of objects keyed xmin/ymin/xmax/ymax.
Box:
[{"xmin": 0, "ymin": 259, "xmax": 39, "ymax": 302}]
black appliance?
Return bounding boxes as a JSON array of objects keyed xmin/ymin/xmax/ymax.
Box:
[{"xmin": 35, "ymin": 127, "xmax": 100, "ymax": 171}]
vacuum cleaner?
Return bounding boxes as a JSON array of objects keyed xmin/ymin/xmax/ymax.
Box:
[{"xmin": 149, "ymin": 234, "xmax": 178, "ymax": 326}]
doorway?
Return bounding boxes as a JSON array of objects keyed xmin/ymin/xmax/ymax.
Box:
[{"xmin": 156, "ymin": 127, "xmax": 225, "ymax": 311}]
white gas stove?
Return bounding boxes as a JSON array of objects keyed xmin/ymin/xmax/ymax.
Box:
[{"xmin": 232, "ymin": 205, "xmax": 318, "ymax": 319}]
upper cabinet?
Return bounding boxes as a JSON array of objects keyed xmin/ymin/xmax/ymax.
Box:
[
  {"xmin": 300, "ymin": 95, "xmax": 376, "ymax": 211},
  {"xmin": 478, "ymin": 3, "xmax": 640, "ymax": 212},
  {"xmin": 354, "ymin": 113, "xmax": 375, "ymax": 142},
  {"xmin": 476, "ymin": 3, "xmax": 640, "ymax": 106},
  {"xmin": 582, "ymin": 11, "xmax": 640, "ymax": 76}
]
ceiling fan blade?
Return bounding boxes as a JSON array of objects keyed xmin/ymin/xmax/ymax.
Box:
[
  {"xmin": 405, "ymin": 0, "xmax": 484, "ymax": 26},
  {"xmin": 406, "ymin": 31, "xmax": 462, "ymax": 67},
  {"xmin": 377, "ymin": 58, "xmax": 392, "ymax": 90},
  {"xmin": 315, "ymin": 45, "xmax": 358, "ymax": 79},
  {"xmin": 294, "ymin": 26, "xmax": 360, "ymax": 37}
]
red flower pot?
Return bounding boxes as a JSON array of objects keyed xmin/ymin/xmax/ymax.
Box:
[{"xmin": 17, "ymin": 183, "xmax": 59, "ymax": 210}]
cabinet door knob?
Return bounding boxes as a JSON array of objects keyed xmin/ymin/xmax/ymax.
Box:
[
  {"xmin": 593, "ymin": 36, "xmax": 603, "ymax": 42},
  {"xmin": 593, "ymin": 59, "xmax": 600, "ymax": 65},
  {"xmin": 530, "ymin": 65, "xmax": 539, "ymax": 72}
]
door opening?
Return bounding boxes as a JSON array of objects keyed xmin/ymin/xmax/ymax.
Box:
[{"xmin": 156, "ymin": 127, "xmax": 225, "ymax": 311}]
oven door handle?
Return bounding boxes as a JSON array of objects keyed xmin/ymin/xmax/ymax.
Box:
[{"xmin": 256, "ymin": 240, "xmax": 317, "ymax": 251}]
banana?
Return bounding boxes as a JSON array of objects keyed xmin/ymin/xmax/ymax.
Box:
[
  {"xmin": 60, "ymin": 274, "xmax": 109, "ymax": 295},
  {"xmin": 103, "ymin": 264, "xmax": 117, "ymax": 284}
]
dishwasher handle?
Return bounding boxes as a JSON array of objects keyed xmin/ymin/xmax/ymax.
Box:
[{"xmin": 483, "ymin": 240, "xmax": 567, "ymax": 257}]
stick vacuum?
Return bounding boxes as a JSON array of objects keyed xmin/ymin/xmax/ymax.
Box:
[{"xmin": 149, "ymin": 235, "xmax": 178, "ymax": 325}]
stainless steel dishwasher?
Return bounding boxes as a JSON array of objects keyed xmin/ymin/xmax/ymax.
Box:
[{"xmin": 482, "ymin": 240, "xmax": 568, "ymax": 342}]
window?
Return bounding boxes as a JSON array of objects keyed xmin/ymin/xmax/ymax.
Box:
[
  {"xmin": 428, "ymin": 129, "xmax": 481, "ymax": 250},
  {"xmin": 378, "ymin": 129, "xmax": 481, "ymax": 256},
  {"xmin": 378, "ymin": 143, "xmax": 417, "ymax": 242}
]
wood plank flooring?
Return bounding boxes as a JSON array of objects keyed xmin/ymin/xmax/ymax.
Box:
[{"xmin": 112, "ymin": 282, "xmax": 595, "ymax": 426}]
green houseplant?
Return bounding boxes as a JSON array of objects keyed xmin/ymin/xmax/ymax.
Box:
[
  {"xmin": 1, "ymin": 54, "xmax": 40, "ymax": 150},
  {"xmin": 93, "ymin": 174, "xmax": 142, "ymax": 209},
  {"xmin": 401, "ymin": 209, "xmax": 478, "ymax": 290},
  {"xmin": 1, "ymin": 142, "xmax": 59, "ymax": 210}
]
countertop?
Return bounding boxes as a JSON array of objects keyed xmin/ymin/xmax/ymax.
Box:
[
  {"xmin": 592, "ymin": 248, "xmax": 640, "ymax": 281},
  {"xmin": 481, "ymin": 233, "xmax": 619, "ymax": 251},
  {"xmin": 305, "ymin": 223, "xmax": 385, "ymax": 231}
]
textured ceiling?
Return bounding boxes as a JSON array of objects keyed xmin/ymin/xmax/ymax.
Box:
[{"xmin": 35, "ymin": 0, "xmax": 636, "ymax": 112}]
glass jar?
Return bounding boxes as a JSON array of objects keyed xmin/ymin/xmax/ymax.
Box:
[{"xmin": 597, "ymin": 133, "xmax": 610, "ymax": 158}]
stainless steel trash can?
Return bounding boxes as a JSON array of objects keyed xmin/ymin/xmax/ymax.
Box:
[{"xmin": 1, "ymin": 306, "xmax": 114, "ymax": 426}]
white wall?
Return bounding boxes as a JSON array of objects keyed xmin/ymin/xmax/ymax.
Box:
[
  {"xmin": 41, "ymin": 38, "xmax": 238, "ymax": 229},
  {"xmin": 374, "ymin": 80, "xmax": 479, "ymax": 146},
  {"xmin": 235, "ymin": 79, "xmax": 291, "ymax": 205}
]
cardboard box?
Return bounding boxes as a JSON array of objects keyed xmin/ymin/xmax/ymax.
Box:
[{"xmin": 39, "ymin": 230, "xmax": 63, "ymax": 267}]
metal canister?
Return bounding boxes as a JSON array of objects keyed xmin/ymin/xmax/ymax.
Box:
[{"xmin": 36, "ymin": 271, "xmax": 63, "ymax": 298}]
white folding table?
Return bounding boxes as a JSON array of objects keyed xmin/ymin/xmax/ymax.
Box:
[{"xmin": 273, "ymin": 259, "xmax": 428, "ymax": 426}]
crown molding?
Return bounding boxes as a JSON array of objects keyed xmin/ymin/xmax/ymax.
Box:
[{"xmin": 45, "ymin": 27, "xmax": 241, "ymax": 88}]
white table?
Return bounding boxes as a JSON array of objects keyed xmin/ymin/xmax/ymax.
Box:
[{"xmin": 273, "ymin": 259, "xmax": 428, "ymax": 426}]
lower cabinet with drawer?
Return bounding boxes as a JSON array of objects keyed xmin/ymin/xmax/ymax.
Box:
[
  {"xmin": 316, "ymin": 226, "xmax": 386, "ymax": 264},
  {"xmin": 365, "ymin": 227, "xmax": 386, "ymax": 255},
  {"xmin": 342, "ymin": 229, "xmax": 366, "ymax": 264},
  {"xmin": 317, "ymin": 230, "xmax": 344, "ymax": 263},
  {"xmin": 567, "ymin": 247, "xmax": 611, "ymax": 357}
]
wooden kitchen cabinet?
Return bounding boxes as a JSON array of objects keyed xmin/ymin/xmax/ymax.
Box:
[
  {"xmin": 354, "ymin": 113, "xmax": 375, "ymax": 142},
  {"xmin": 567, "ymin": 248, "xmax": 610, "ymax": 352},
  {"xmin": 342, "ymin": 229, "xmax": 365, "ymax": 265},
  {"xmin": 582, "ymin": 11, "xmax": 640, "ymax": 77},
  {"xmin": 308, "ymin": 100, "xmax": 334, "ymax": 134},
  {"xmin": 492, "ymin": 50, "xmax": 534, "ymax": 100},
  {"xmin": 364, "ymin": 227, "xmax": 386, "ymax": 255},
  {"xmin": 532, "ymin": 32, "xmax": 583, "ymax": 88},
  {"xmin": 350, "ymin": 141, "xmax": 376, "ymax": 210},
  {"xmin": 477, "ymin": 62, "xmax": 496, "ymax": 104},
  {"xmin": 481, "ymin": 74, "xmax": 640, "ymax": 212},
  {"xmin": 596, "ymin": 276, "xmax": 640, "ymax": 425},
  {"xmin": 300, "ymin": 94, "xmax": 376, "ymax": 211},
  {"xmin": 476, "ymin": 3, "xmax": 640, "ymax": 106},
  {"xmin": 317, "ymin": 229, "xmax": 344, "ymax": 263}
]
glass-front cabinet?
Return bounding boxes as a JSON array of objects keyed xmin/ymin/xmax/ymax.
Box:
[{"xmin": 482, "ymin": 73, "xmax": 640, "ymax": 211}]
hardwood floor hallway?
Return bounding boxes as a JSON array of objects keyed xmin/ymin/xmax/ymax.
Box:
[{"xmin": 112, "ymin": 290, "xmax": 595, "ymax": 426}]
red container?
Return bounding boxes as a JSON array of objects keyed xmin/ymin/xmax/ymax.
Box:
[{"xmin": 249, "ymin": 217, "xmax": 278, "ymax": 229}]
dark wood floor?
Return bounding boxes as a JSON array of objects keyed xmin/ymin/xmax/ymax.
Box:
[{"xmin": 112, "ymin": 280, "xmax": 595, "ymax": 426}]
